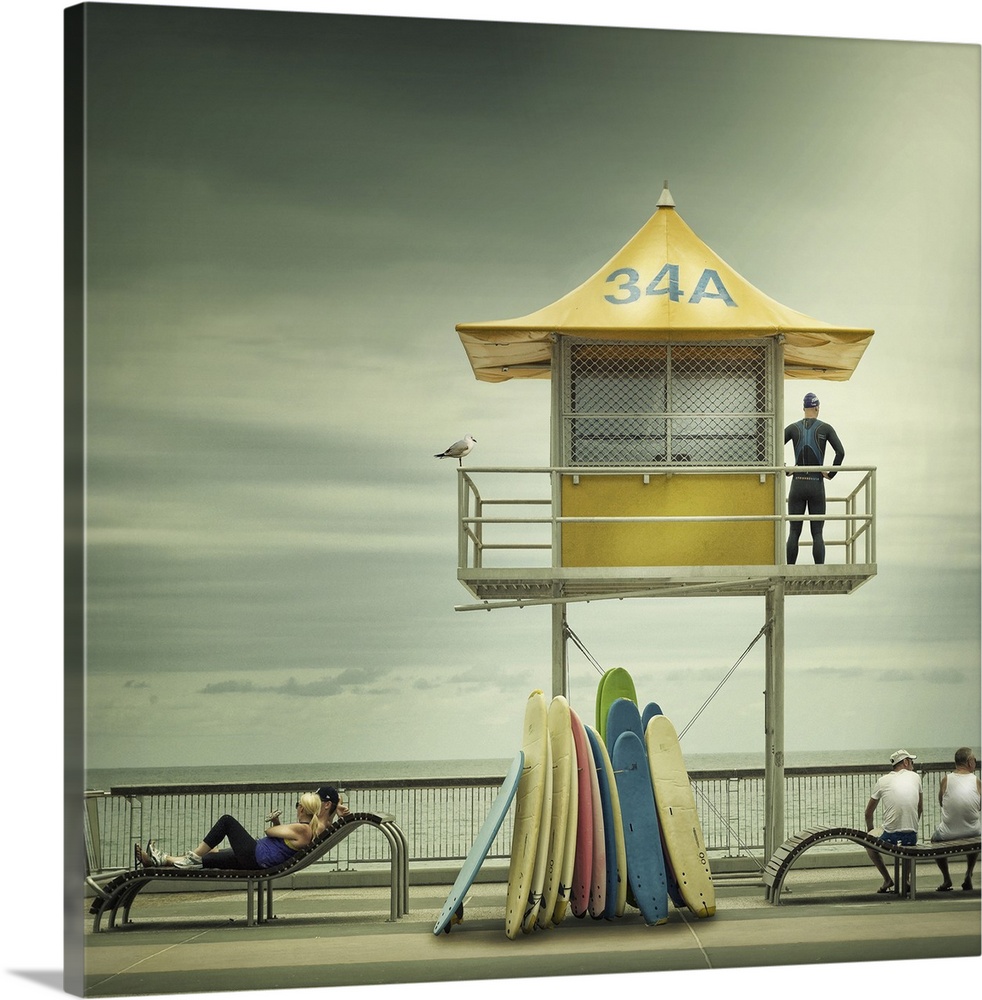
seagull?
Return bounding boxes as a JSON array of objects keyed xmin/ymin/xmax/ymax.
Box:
[{"xmin": 434, "ymin": 434, "xmax": 477, "ymax": 466}]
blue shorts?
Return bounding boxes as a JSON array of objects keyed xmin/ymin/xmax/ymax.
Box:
[{"xmin": 879, "ymin": 830, "xmax": 917, "ymax": 847}]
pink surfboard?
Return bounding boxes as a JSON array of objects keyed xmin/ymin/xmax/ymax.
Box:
[
  {"xmin": 568, "ymin": 708, "xmax": 594, "ymax": 918},
  {"xmin": 584, "ymin": 726, "xmax": 607, "ymax": 918}
]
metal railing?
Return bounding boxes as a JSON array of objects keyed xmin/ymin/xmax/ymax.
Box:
[
  {"xmin": 457, "ymin": 465, "xmax": 876, "ymax": 570},
  {"xmin": 85, "ymin": 761, "xmax": 951, "ymax": 877}
]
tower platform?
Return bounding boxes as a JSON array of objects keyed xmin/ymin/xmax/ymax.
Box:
[{"xmin": 457, "ymin": 563, "xmax": 877, "ymax": 607}]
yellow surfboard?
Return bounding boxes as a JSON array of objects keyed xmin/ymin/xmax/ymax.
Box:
[
  {"xmin": 538, "ymin": 696, "xmax": 573, "ymax": 929},
  {"xmin": 550, "ymin": 737, "xmax": 578, "ymax": 926},
  {"xmin": 645, "ymin": 713, "xmax": 715, "ymax": 918},
  {"xmin": 522, "ymin": 720, "xmax": 553, "ymax": 933},
  {"xmin": 505, "ymin": 690, "xmax": 549, "ymax": 939}
]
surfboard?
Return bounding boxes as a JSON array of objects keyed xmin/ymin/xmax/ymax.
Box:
[
  {"xmin": 641, "ymin": 702, "xmax": 663, "ymax": 730},
  {"xmin": 537, "ymin": 695, "xmax": 573, "ymax": 929},
  {"xmin": 433, "ymin": 751, "xmax": 524, "ymax": 935},
  {"xmin": 596, "ymin": 668, "xmax": 638, "ymax": 744},
  {"xmin": 586, "ymin": 725, "xmax": 628, "ymax": 919},
  {"xmin": 505, "ymin": 690, "xmax": 549, "ymax": 939},
  {"xmin": 568, "ymin": 707, "xmax": 594, "ymax": 918},
  {"xmin": 549, "ymin": 731, "xmax": 578, "ymax": 926},
  {"xmin": 645, "ymin": 713, "xmax": 716, "ymax": 918},
  {"xmin": 606, "ymin": 696, "xmax": 644, "ymax": 749},
  {"xmin": 522, "ymin": 716, "xmax": 553, "ymax": 933},
  {"xmin": 612, "ymin": 731, "xmax": 669, "ymax": 926},
  {"xmin": 633, "ymin": 694, "xmax": 683, "ymax": 907},
  {"xmin": 583, "ymin": 727, "xmax": 607, "ymax": 918},
  {"xmin": 602, "ymin": 697, "xmax": 645, "ymax": 912}
]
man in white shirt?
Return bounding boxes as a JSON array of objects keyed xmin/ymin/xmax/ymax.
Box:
[
  {"xmin": 931, "ymin": 747, "xmax": 981, "ymax": 891},
  {"xmin": 864, "ymin": 749, "xmax": 923, "ymax": 893}
]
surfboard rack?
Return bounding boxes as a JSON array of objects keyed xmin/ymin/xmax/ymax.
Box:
[
  {"xmin": 763, "ymin": 826, "xmax": 981, "ymax": 904},
  {"xmin": 89, "ymin": 812, "xmax": 409, "ymax": 931}
]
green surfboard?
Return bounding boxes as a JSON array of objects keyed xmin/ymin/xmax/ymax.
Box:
[{"xmin": 596, "ymin": 668, "xmax": 638, "ymax": 745}]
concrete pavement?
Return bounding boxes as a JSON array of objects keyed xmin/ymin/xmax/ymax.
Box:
[{"xmin": 81, "ymin": 865, "xmax": 980, "ymax": 997}]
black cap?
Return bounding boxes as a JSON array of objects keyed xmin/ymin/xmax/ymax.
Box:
[{"xmin": 315, "ymin": 785, "xmax": 340, "ymax": 805}]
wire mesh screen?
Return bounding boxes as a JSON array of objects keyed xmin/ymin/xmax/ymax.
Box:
[{"xmin": 562, "ymin": 340, "xmax": 773, "ymax": 466}]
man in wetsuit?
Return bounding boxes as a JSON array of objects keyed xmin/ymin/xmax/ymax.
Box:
[{"xmin": 784, "ymin": 391, "xmax": 845, "ymax": 564}]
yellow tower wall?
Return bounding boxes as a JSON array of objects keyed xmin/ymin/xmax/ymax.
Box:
[{"xmin": 560, "ymin": 474, "xmax": 776, "ymax": 567}]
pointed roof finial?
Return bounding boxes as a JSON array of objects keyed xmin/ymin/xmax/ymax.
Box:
[{"xmin": 657, "ymin": 180, "xmax": 675, "ymax": 207}]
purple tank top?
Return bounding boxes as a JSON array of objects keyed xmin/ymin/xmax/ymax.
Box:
[{"xmin": 255, "ymin": 836, "xmax": 296, "ymax": 868}]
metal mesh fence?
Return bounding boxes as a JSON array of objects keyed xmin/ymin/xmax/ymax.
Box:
[
  {"xmin": 85, "ymin": 765, "xmax": 951, "ymax": 875},
  {"xmin": 561, "ymin": 340, "xmax": 773, "ymax": 466}
]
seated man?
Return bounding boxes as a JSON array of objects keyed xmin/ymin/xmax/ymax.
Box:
[
  {"xmin": 864, "ymin": 750, "xmax": 922, "ymax": 893},
  {"xmin": 931, "ymin": 747, "xmax": 981, "ymax": 891}
]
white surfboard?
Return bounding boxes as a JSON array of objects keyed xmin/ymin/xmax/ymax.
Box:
[
  {"xmin": 505, "ymin": 690, "xmax": 549, "ymax": 939},
  {"xmin": 550, "ymin": 732, "xmax": 578, "ymax": 926},
  {"xmin": 645, "ymin": 713, "xmax": 715, "ymax": 918},
  {"xmin": 537, "ymin": 695, "xmax": 573, "ymax": 929},
  {"xmin": 522, "ymin": 719, "xmax": 553, "ymax": 933}
]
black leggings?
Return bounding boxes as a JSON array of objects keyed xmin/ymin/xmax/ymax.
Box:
[
  {"xmin": 200, "ymin": 814, "xmax": 259, "ymax": 870},
  {"xmin": 787, "ymin": 478, "xmax": 826, "ymax": 564}
]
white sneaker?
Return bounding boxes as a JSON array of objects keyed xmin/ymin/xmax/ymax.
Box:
[
  {"xmin": 145, "ymin": 841, "xmax": 166, "ymax": 867},
  {"xmin": 173, "ymin": 852, "xmax": 203, "ymax": 869}
]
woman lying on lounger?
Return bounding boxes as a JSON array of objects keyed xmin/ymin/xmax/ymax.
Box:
[{"xmin": 136, "ymin": 791, "xmax": 333, "ymax": 870}]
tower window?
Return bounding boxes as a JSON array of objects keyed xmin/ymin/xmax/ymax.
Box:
[{"xmin": 562, "ymin": 340, "xmax": 772, "ymax": 466}]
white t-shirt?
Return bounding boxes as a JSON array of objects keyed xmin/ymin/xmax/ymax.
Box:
[
  {"xmin": 935, "ymin": 771, "xmax": 981, "ymax": 840},
  {"xmin": 871, "ymin": 768, "xmax": 922, "ymax": 833}
]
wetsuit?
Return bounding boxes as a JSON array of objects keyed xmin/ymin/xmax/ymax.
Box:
[{"xmin": 784, "ymin": 417, "xmax": 845, "ymax": 564}]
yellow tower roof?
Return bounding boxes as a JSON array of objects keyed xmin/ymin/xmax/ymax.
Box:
[{"xmin": 456, "ymin": 185, "xmax": 874, "ymax": 383}]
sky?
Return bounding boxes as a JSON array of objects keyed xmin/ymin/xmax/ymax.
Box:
[
  {"xmin": 3, "ymin": 2, "xmax": 979, "ymax": 998},
  {"xmin": 62, "ymin": 0, "xmax": 981, "ymax": 772},
  {"xmin": 60, "ymin": 2, "xmax": 982, "ymax": 770}
]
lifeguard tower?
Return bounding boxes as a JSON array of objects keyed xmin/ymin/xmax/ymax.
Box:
[{"xmin": 451, "ymin": 184, "xmax": 876, "ymax": 857}]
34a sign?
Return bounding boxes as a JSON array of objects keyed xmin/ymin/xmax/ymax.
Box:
[{"xmin": 604, "ymin": 264, "xmax": 737, "ymax": 307}]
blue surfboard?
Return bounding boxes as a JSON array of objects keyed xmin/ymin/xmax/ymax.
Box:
[
  {"xmin": 606, "ymin": 697, "xmax": 644, "ymax": 749},
  {"xmin": 641, "ymin": 702, "xmax": 663, "ymax": 730},
  {"xmin": 604, "ymin": 697, "xmax": 645, "ymax": 912},
  {"xmin": 585, "ymin": 726, "xmax": 621, "ymax": 920},
  {"xmin": 434, "ymin": 752, "xmax": 524, "ymax": 934},
  {"xmin": 637, "ymin": 703, "xmax": 682, "ymax": 908},
  {"xmin": 612, "ymin": 731, "xmax": 668, "ymax": 925}
]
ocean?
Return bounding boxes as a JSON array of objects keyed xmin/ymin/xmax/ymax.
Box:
[
  {"xmin": 83, "ymin": 747, "xmax": 967, "ymax": 872},
  {"xmin": 87, "ymin": 747, "xmax": 959, "ymax": 791}
]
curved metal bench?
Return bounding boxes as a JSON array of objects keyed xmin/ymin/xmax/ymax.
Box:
[
  {"xmin": 89, "ymin": 811, "xmax": 409, "ymax": 931},
  {"xmin": 763, "ymin": 825, "xmax": 980, "ymax": 904}
]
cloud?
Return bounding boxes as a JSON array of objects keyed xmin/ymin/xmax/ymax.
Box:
[
  {"xmin": 797, "ymin": 665, "xmax": 975, "ymax": 686},
  {"xmin": 198, "ymin": 668, "xmax": 385, "ymax": 697},
  {"xmin": 75, "ymin": 11, "xmax": 979, "ymax": 771}
]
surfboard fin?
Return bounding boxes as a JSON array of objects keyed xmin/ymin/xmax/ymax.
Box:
[{"xmin": 444, "ymin": 901, "xmax": 464, "ymax": 933}]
